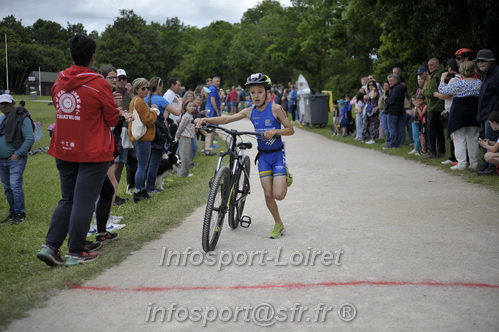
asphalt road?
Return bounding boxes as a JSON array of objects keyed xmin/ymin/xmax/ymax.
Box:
[{"xmin": 8, "ymin": 119, "xmax": 499, "ymax": 331}]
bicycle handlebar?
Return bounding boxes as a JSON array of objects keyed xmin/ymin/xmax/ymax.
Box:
[{"xmin": 202, "ymin": 123, "xmax": 280, "ymax": 139}]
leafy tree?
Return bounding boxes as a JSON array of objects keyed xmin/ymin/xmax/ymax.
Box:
[{"xmin": 29, "ymin": 19, "xmax": 67, "ymax": 49}]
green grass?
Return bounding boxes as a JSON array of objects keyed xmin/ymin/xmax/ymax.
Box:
[
  {"xmin": 0, "ymin": 96, "xmax": 221, "ymax": 330},
  {"xmin": 298, "ymin": 111, "xmax": 499, "ymax": 192}
]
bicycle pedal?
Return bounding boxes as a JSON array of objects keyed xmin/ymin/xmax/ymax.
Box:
[{"xmin": 239, "ymin": 216, "xmax": 252, "ymax": 228}]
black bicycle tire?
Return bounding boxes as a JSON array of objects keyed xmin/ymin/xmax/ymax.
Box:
[
  {"xmin": 228, "ymin": 155, "xmax": 251, "ymax": 229},
  {"xmin": 202, "ymin": 166, "xmax": 230, "ymax": 252}
]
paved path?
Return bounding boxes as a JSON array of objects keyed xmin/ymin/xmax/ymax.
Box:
[{"xmin": 9, "ymin": 120, "xmax": 499, "ymax": 331}]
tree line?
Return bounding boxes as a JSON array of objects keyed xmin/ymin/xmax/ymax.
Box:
[{"xmin": 0, "ymin": 0, "xmax": 497, "ymax": 98}]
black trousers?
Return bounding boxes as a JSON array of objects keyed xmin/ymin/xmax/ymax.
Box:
[
  {"xmin": 46, "ymin": 160, "xmax": 110, "ymax": 253},
  {"xmin": 426, "ymin": 111, "xmax": 446, "ymax": 155},
  {"xmin": 96, "ymin": 176, "xmax": 115, "ymax": 233}
]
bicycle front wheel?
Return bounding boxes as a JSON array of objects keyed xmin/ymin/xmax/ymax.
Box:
[
  {"xmin": 202, "ymin": 166, "xmax": 231, "ymax": 252},
  {"xmin": 228, "ymin": 155, "xmax": 251, "ymax": 229}
]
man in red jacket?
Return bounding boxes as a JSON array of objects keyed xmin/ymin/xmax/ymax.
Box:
[{"xmin": 37, "ymin": 34, "xmax": 120, "ymax": 267}]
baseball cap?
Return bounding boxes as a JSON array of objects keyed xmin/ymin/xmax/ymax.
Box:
[
  {"xmin": 0, "ymin": 94, "xmax": 14, "ymax": 104},
  {"xmin": 474, "ymin": 49, "xmax": 495, "ymax": 62},
  {"xmin": 417, "ymin": 66, "xmax": 428, "ymax": 75},
  {"xmin": 116, "ymin": 69, "xmax": 127, "ymax": 77},
  {"xmin": 203, "ymin": 87, "xmax": 211, "ymax": 93},
  {"xmin": 337, "ymin": 99, "xmax": 346, "ymax": 106}
]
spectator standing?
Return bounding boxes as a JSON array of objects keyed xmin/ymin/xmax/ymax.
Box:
[
  {"xmin": 288, "ymin": 85, "xmax": 298, "ymax": 122},
  {"xmin": 384, "ymin": 74, "xmax": 405, "ymax": 149},
  {"xmin": 475, "ymin": 49, "xmax": 499, "ymax": 176},
  {"xmin": 0, "ymin": 94, "xmax": 34, "ymax": 224},
  {"xmin": 145, "ymin": 77, "xmax": 182, "ymax": 193},
  {"xmin": 378, "ymin": 81, "xmax": 390, "ymax": 141},
  {"xmin": 422, "ymin": 57, "xmax": 446, "ymax": 158},
  {"xmin": 37, "ymin": 34, "xmax": 119, "ymax": 266},
  {"xmin": 362, "ymin": 80, "xmax": 380, "ymax": 144},
  {"xmin": 129, "ymin": 78, "xmax": 158, "ymax": 203},
  {"xmin": 163, "ymin": 77, "xmax": 182, "ymax": 124},
  {"xmin": 114, "ymin": 68, "xmax": 132, "ymax": 200},
  {"xmin": 175, "ymin": 101, "xmax": 196, "ymax": 177},
  {"xmin": 435, "ymin": 58, "xmax": 461, "ymax": 166},
  {"xmin": 438, "ymin": 61, "xmax": 481, "ymax": 171},
  {"xmin": 229, "ymin": 86, "xmax": 239, "ymax": 114}
]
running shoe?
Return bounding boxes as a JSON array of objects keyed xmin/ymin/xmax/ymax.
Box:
[
  {"xmin": 286, "ymin": 168, "xmax": 293, "ymax": 187},
  {"xmin": 96, "ymin": 231, "xmax": 119, "ymax": 245},
  {"xmin": 64, "ymin": 251, "xmax": 99, "ymax": 266},
  {"xmin": 12, "ymin": 213, "xmax": 26, "ymax": 224},
  {"xmin": 269, "ymin": 223, "xmax": 285, "ymax": 239},
  {"xmin": 37, "ymin": 244, "xmax": 65, "ymax": 266},
  {"xmin": 1, "ymin": 215, "xmax": 14, "ymax": 224},
  {"xmin": 84, "ymin": 240, "xmax": 102, "ymax": 252}
]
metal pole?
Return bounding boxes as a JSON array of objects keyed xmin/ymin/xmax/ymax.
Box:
[
  {"xmin": 5, "ymin": 33, "xmax": 9, "ymax": 93},
  {"xmin": 39, "ymin": 66, "xmax": 41, "ymax": 96}
]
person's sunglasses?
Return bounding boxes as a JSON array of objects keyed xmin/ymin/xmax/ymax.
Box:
[
  {"xmin": 141, "ymin": 86, "xmax": 150, "ymax": 91},
  {"xmin": 456, "ymin": 56, "xmax": 463, "ymax": 60},
  {"xmin": 475, "ymin": 59, "xmax": 488, "ymax": 63},
  {"xmin": 118, "ymin": 77, "xmax": 127, "ymax": 81}
]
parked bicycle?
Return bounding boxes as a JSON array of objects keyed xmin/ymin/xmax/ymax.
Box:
[{"xmin": 201, "ymin": 123, "xmax": 268, "ymax": 252}]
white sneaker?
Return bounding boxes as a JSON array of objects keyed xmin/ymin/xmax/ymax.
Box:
[
  {"xmin": 87, "ymin": 226, "xmax": 97, "ymax": 238},
  {"xmin": 365, "ymin": 140, "xmax": 375, "ymax": 144},
  {"xmin": 450, "ymin": 164, "xmax": 466, "ymax": 171},
  {"xmin": 408, "ymin": 149, "xmax": 417, "ymax": 154},
  {"xmin": 441, "ymin": 159, "xmax": 453, "ymax": 165},
  {"xmin": 108, "ymin": 215, "xmax": 124, "ymax": 224},
  {"xmin": 106, "ymin": 223, "xmax": 126, "ymax": 231}
]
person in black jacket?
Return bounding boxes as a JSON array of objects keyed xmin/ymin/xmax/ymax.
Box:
[
  {"xmin": 475, "ymin": 49, "xmax": 499, "ymax": 176},
  {"xmin": 384, "ymin": 74, "xmax": 406, "ymax": 149}
]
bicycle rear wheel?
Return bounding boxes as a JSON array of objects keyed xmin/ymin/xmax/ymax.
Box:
[
  {"xmin": 202, "ymin": 166, "xmax": 230, "ymax": 252},
  {"xmin": 228, "ymin": 155, "xmax": 251, "ymax": 229}
]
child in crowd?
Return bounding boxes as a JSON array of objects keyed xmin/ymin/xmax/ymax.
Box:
[
  {"xmin": 175, "ymin": 100, "xmax": 196, "ymax": 177},
  {"xmin": 331, "ymin": 99, "xmax": 340, "ymax": 136},
  {"xmin": 354, "ymin": 91, "xmax": 365, "ymax": 141},
  {"xmin": 412, "ymin": 94, "xmax": 427, "ymax": 155},
  {"xmin": 337, "ymin": 99, "xmax": 349, "ymax": 137},
  {"xmin": 407, "ymin": 95, "xmax": 421, "ymax": 154}
]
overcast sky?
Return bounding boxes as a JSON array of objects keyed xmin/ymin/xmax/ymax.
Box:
[{"xmin": 2, "ymin": 0, "xmax": 293, "ymax": 33}]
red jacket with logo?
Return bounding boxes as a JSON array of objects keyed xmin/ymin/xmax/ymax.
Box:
[{"xmin": 49, "ymin": 65, "xmax": 119, "ymax": 162}]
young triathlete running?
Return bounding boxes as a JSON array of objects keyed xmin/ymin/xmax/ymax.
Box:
[{"xmin": 194, "ymin": 73, "xmax": 294, "ymax": 239}]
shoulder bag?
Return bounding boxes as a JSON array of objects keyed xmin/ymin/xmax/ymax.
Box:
[{"xmin": 131, "ymin": 98, "xmax": 147, "ymax": 140}]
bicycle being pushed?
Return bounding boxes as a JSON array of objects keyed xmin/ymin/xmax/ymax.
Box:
[{"xmin": 200, "ymin": 123, "xmax": 269, "ymax": 252}]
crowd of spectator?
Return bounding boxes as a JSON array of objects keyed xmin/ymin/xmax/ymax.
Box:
[{"xmin": 330, "ymin": 48, "xmax": 499, "ymax": 176}]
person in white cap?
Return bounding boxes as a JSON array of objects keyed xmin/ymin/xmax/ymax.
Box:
[
  {"xmin": 0, "ymin": 94, "xmax": 35, "ymax": 224},
  {"xmin": 114, "ymin": 68, "xmax": 133, "ymax": 197}
]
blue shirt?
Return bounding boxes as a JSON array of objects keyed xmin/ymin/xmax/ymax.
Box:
[
  {"xmin": 144, "ymin": 94, "xmax": 170, "ymax": 122},
  {"xmin": 206, "ymin": 85, "xmax": 221, "ymax": 117},
  {"xmin": 249, "ymin": 102, "xmax": 283, "ymax": 151},
  {"xmin": 0, "ymin": 115, "xmax": 35, "ymax": 158}
]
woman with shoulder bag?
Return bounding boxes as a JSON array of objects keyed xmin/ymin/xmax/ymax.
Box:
[
  {"xmin": 128, "ymin": 78, "xmax": 158, "ymax": 202},
  {"xmin": 144, "ymin": 77, "xmax": 182, "ymax": 194}
]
